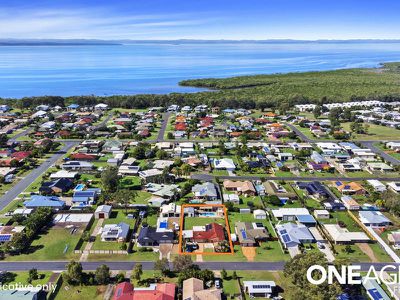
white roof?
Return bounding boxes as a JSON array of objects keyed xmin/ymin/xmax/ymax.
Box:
[
  {"xmin": 95, "ymin": 205, "xmax": 112, "ymax": 214},
  {"xmin": 323, "ymin": 224, "xmax": 369, "ymax": 242},
  {"xmin": 50, "ymin": 170, "xmax": 78, "ymax": 179},
  {"xmin": 213, "ymin": 158, "xmax": 236, "ymax": 169},
  {"xmin": 314, "ymin": 209, "xmax": 330, "ymax": 215},
  {"xmin": 243, "ymin": 281, "xmax": 276, "ymax": 294},
  {"xmin": 272, "ymin": 208, "xmax": 310, "ymax": 218}
]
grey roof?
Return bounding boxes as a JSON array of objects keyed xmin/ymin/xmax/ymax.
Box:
[
  {"xmin": 359, "ymin": 211, "xmax": 391, "ymax": 224},
  {"xmin": 192, "ymin": 182, "xmax": 218, "ymax": 198},
  {"xmin": 276, "ymin": 223, "xmax": 314, "ymax": 245}
]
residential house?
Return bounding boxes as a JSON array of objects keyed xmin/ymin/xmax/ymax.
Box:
[
  {"xmin": 235, "ymin": 222, "xmax": 269, "ymax": 246},
  {"xmin": 341, "ymin": 196, "xmax": 361, "ymax": 210},
  {"xmin": 276, "ymin": 223, "xmax": 314, "ymax": 248},
  {"xmin": 223, "ymin": 180, "xmax": 256, "ymax": 197},
  {"xmin": 24, "ymin": 195, "xmax": 65, "ymax": 209},
  {"xmin": 243, "ymin": 281, "xmax": 276, "ymax": 299},
  {"xmin": 101, "ymin": 222, "xmax": 129, "ymax": 242},
  {"xmin": 271, "ymin": 207, "xmax": 310, "ymax": 221},
  {"xmin": 323, "ymin": 224, "xmax": 369, "ymax": 244},
  {"xmin": 334, "ymin": 181, "xmax": 366, "ymax": 195},
  {"xmin": 192, "ymin": 223, "xmax": 226, "ymax": 243},
  {"xmin": 138, "ymin": 169, "xmax": 163, "ymax": 183},
  {"xmin": 223, "ymin": 193, "xmax": 240, "ymax": 204},
  {"xmin": 192, "ymin": 182, "xmax": 219, "ymax": 201},
  {"xmin": 213, "ymin": 158, "xmax": 236, "ymax": 170},
  {"xmin": 137, "ymin": 225, "xmax": 175, "ymax": 246},
  {"xmin": 61, "ymin": 161, "xmax": 94, "ymax": 171},
  {"xmin": 388, "ymin": 182, "xmax": 400, "ymax": 193},
  {"xmin": 263, "ymin": 181, "xmax": 297, "ymax": 201},
  {"xmin": 183, "ymin": 277, "xmax": 221, "ymax": 300},
  {"xmin": 367, "ymin": 180, "xmax": 387, "ymax": 192},
  {"xmin": 296, "ymin": 181, "xmax": 329, "ymax": 199},
  {"xmin": 160, "ymin": 203, "xmax": 181, "ymax": 218},
  {"xmin": 0, "ymin": 225, "xmax": 25, "ymax": 244},
  {"xmin": 145, "ymin": 183, "xmax": 179, "ymax": 199},
  {"xmin": 359, "ymin": 211, "xmax": 391, "ymax": 228},
  {"xmin": 112, "ymin": 281, "xmax": 176, "ymax": 300},
  {"xmin": 39, "ymin": 178, "xmax": 73, "ymax": 195}
]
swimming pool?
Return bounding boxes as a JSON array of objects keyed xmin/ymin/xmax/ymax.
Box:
[
  {"xmin": 74, "ymin": 184, "xmax": 86, "ymax": 191},
  {"xmin": 199, "ymin": 212, "xmax": 217, "ymax": 217}
]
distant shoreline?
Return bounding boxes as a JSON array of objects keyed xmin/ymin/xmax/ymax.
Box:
[{"xmin": 3, "ymin": 39, "xmax": 400, "ymax": 46}]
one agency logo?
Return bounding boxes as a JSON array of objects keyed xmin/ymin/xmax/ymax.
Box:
[{"xmin": 307, "ymin": 264, "xmax": 400, "ymax": 285}]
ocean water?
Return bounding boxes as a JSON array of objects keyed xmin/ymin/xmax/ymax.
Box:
[{"xmin": 1, "ymin": 42, "xmax": 400, "ymax": 98}]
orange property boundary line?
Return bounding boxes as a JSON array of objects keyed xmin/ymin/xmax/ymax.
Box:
[{"xmin": 178, "ymin": 204, "xmax": 234, "ymax": 255}]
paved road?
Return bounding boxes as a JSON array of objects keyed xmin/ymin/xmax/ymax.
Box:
[
  {"xmin": 0, "ymin": 260, "xmax": 396, "ymax": 272},
  {"xmin": 0, "ymin": 141, "xmax": 79, "ymax": 211},
  {"xmin": 9, "ymin": 127, "xmax": 33, "ymax": 142},
  {"xmin": 360, "ymin": 141, "xmax": 400, "ymax": 166},
  {"xmin": 157, "ymin": 112, "xmax": 172, "ymax": 142},
  {"xmin": 192, "ymin": 174, "xmax": 400, "ymax": 182},
  {"xmin": 285, "ymin": 122, "xmax": 312, "ymax": 142}
]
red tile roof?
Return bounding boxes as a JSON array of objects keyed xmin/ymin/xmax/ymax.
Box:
[
  {"xmin": 193, "ymin": 223, "xmax": 225, "ymax": 243},
  {"xmin": 70, "ymin": 153, "xmax": 97, "ymax": 161},
  {"xmin": 11, "ymin": 151, "xmax": 31, "ymax": 161},
  {"xmin": 113, "ymin": 282, "xmax": 175, "ymax": 300},
  {"xmin": 175, "ymin": 123, "xmax": 187, "ymax": 131}
]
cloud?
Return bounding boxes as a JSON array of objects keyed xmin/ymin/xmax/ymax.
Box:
[{"xmin": 0, "ymin": 6, "xmax": 217, "ymax": 39}]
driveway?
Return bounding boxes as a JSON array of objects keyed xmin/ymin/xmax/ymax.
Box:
[
  {"xmin": 242, "ymin": 247, "xmax": 256, "ymax": 261},
  {"xmin": 288, "ymin": 246, "xmax": 301, "ymax": 258},
  {"xmin": 159, "ymin": 243, "xmax": 173, "ymax": 260}
]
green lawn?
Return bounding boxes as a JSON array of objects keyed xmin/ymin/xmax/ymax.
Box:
[
  {"xmin": 183, "ymin": 216, "xmax": 226, "ymax": 230},
  {"xmin": 222, "ymin": 271, "xmax": 289, "ymax": 299},
  {"xmin": 5, "ymin": 227, "xmax": 81, "ymax": 261},
  {"xmin": 342, "ymin": 122, "xmax": 400, "ymax": 141},
  {"xmin": 54, "ymin": 283, "xmax": 107, "ymax": 300},
  {"xmin": 335, "ymin": 245, "xmax": 371, "ymax": 262},
  {"xmin": 4, "ymin": 271, "xmax": 53, "ymax": 285},
  {"xmin": 319, "ymin": 211, "xmax": 361, "ymax": 232}
]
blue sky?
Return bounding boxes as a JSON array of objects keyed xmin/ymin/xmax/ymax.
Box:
[{"xmin": 1, "ymin": 0, "xmax": 400, "ymax": 40}]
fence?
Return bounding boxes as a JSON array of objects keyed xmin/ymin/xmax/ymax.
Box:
[{"xmin": 74, "ymin": 249, "xmax": 128, "ymax": 255}]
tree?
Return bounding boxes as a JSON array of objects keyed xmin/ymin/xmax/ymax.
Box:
[
  {"xmin": 221, "ymin": 269, "xmax": 227, "ymax": 279},
  {"xmin": 28, "ymin": 268, "xmax": 38, "ymax": 283},
  {"xmin": 154, "ymin": 258, "xmax": 170, "ymax": 276},
  {"xmin": 112, "ymin": 189, "xmax": 137, "ymax": 214},
  {"xmin": 167, "ymin": 132, "xmax": 174, "ymax": 139},
  {"xmin": 313, "ymin": 105, "xmax": 322, "ymax": 119},
  {"xmin": 115, "ymin": 273, "xmax": 126, "ymax": 283},
  {"xmin": 101, "ymin": 166, "xmax": 119, "ymax": 193},
  {"xmin": 63, "ymin": 260, "xmax": 84, "ymax": 285},
  {"xmin": 181, "ymin": 164, "xmax": 192, "ymax": 176},
  {"xmin": 132, "ymin": 264, "xmax": 143, "ymax": 281},
  {"xmin": 172, "ymin": 255, "xmax": 193, "ymax": 272},
  {"xmin": 283, "ymin": 252, "xmax": 342, "ymax": 300},
  {"xmin": 232, "ymin": 271, "xmax": 237, "ymax": 280},
  {"xmin": 95, "ymin": 264, "xmax": 110, "ymax": 285}
]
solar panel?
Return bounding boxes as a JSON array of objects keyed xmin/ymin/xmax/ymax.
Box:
[
  {"xmin": 241, "ymin": 229, "xmax": 247, "ymax": 239},
  {"xmin": 280, "ymin": 229, "xmax": 287, "ymax": 234},
  {"xmin": 368, "ymin": 289, "xmax": 384, "ymax": 300},
  {"xmin": 282, "ymin": 234, "xmax": 291, "ymax": 243},
  {"xmin": 0, "ymin": 234, "xmax": 12, "ymax": 242}
]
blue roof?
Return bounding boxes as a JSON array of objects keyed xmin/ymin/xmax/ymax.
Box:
[
  {"xmin": 72, "ymin": 196, "xmax": 90, "ymax": 202},
  {"xmin": 73, "ymin": 190, "xmax": 96, "ymax": 198},
  {"xmin": 24, "ymin": 195, "xmax": 65, "ymax": 208},
  {"xmin": 296, "ymin": 215, "xmax": 317, "ymax": 224}
]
